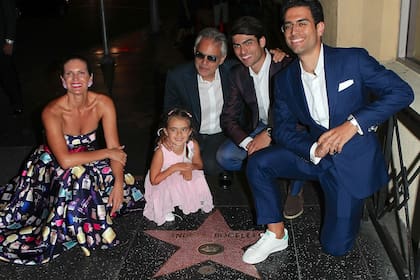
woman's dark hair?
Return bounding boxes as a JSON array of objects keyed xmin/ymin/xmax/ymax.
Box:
[
  {"xmin": 60, "ymin": 54, "xmax": 93, "ymax": 76},
  {"xmin": 281, "ymin": 0, "xmax": 324, "ymax": 25},
  {"xmin": 230, "ymin": 16, "xmax": 265, "ymax": 40}
]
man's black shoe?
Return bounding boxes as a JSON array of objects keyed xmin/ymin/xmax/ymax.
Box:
[{"xmin": 218, "ymin": 171, "xmax": 232, "ymax": 190}]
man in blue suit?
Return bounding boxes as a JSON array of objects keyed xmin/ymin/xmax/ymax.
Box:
[{"xmin": 242, "ymin": 0, "xmax": 414, "ymax": 264}]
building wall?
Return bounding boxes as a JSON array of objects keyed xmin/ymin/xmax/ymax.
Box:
[
  {"xmin": 321, "ymin": 0, "xmax": 400, "ymax": 61},
  {"xmin": 414, "ymin": 2, "xmax": 420, "ymax": 60}
]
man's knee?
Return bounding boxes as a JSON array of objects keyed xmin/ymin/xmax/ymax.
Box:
[
  {"xmin": 247, "ymin": 151, "xmax": 271, "ymax": 171},
  {"xmin": 246, "ymin": 152, "xmax": 270, "ymax": 179},
  {"xmin": 216, "ymin": 145, "xmax": 245, "ymax": 171},
  {"xmin": 215, "ymin": 147, "xmax": 227, "ymax": 165}
]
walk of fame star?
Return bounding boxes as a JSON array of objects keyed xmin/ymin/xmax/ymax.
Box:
[{"xmin": 145, "ymin": 209, "xmax": 263, "ymax": 279}]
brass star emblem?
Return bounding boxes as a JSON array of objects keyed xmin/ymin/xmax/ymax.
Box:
[{"xmin": 145, "ymin": 209, "xmax": 262, "ymax": 278}]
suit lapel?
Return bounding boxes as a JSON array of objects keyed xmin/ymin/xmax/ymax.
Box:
[
  {"xmin": 268, "ymin": 62, "xmax": 279, "ymax": 101},
  {"xmin": 220, "ymin": 64, "xmax": 229, "ymax": 100},
  {"xmin": 185, "ymin": 65, "xmax": 201, "ymax": 124},
  {"xmin": 290, "ymin": 61, "xmax": 312, "ymax": 123},
  {"xmin": 289, "ymin": 59, "xmax": 328, "ymax": 132},
  {"xmin": 323, "ymin": 46, "xmax": 339, "ymax": 128}
]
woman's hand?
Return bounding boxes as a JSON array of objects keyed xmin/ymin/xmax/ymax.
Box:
[
  {"xmin": 108, "ymin": 145, "xmax": 127, "ymax": 166},
  {"xmin": 108, "ymin": 184, "xmax": 124, "ymax": 217}
]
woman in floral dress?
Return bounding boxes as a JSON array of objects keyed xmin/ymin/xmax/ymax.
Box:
[{"xmin": 0, "ymin": 55, "xmax": 143, "ymax": 264}]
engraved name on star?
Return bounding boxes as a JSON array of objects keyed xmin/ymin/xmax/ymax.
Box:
[{"xmin": 145, "ymin": 209, "xmax": 262, "ymax": 279}]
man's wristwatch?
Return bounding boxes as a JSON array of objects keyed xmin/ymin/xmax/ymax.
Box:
[
  {"xmin": 265, "ymin": 127, "xmax": 272, "ymax": 137},
  {"xmin": 5, "ymin": 39, "xmax": 14, "ymax": 45}
]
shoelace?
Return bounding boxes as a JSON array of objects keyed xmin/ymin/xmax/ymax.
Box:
[
  {"xmin": 173, "ymin": 213, "xmax": 183, "ymax": 221},
  {"xmin": 252, "ymin": 232, "xmax": 270, "ymax": 248}
]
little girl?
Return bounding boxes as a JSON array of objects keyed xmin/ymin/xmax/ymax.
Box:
[{"xmin": 143, "ymin": 108, "xmax": 214, "ymax": 225}]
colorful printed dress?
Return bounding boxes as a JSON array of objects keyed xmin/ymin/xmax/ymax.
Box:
[
  {"xmin": 0, "ymin": 130, "xmax": 143, "ymax": 265},
  {"xmin": 143, "ymin": 141, "xmax": 214, "ymax": 226}
]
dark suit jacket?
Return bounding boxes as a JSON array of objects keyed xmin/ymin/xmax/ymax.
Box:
[
  {"xmin": 164, "ymin": 60, "xmax": 236, "ymax": 133},
  {"xmin": 0, "ymin": 0, "xmax": 17, "ymax": 43},
  {"xmin": 273, "ymin": 45, "xmax": 414, "ymax": 199},
  {"xmin": 220, "ymin": 54, "xmax": 293, "ymax": 145}
]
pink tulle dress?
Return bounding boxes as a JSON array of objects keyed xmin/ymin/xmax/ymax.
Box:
[{"xmin": 143, "ymin": 141, "xmax": 214, "ymax": 225}]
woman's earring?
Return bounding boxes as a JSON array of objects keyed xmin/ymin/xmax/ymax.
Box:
[
  {"xmin": 62, "ymin": 82, "xmax": 67, "ymax": 89},
  {"xmin": 88, "ymin": 74, "xmax": 93, "ymax": 87}
]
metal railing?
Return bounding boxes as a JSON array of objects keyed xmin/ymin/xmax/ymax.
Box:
[{"xmin": 367, "ymin": 107, "xmax": 420, "ymax": 280}]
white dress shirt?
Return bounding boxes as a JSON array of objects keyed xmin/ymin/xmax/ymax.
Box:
[
  {"xmin": 239, "ymin": 50, "xmax": 272, "ymax": 150},
  {"xmin": 301, "ymin": 45, "xmax": 362, "ymax": 164},
  {"xmin": 301, "ymin": 46, "xmax": 329, "ymax": 129},
  {"xmin": 250, "ymin": 49, "xmax": 271, "ymax": 125},
  {"xmin": 197, "ymin": 68, "xmax": 224, "ymax": 134}
]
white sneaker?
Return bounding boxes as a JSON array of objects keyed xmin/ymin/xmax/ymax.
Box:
[
  {"xmin": 242, "ymin": 229, "xmax": 288, "ymax": 264},
  {"xmin": 165, "ymin": 212, "xmax": 175, "ymax": 222}
]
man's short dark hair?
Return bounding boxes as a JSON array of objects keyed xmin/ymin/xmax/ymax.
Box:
[
  {"xmin": 282, "ymin": 0, "xmax": 324, "ymax": 25},
  {"xmin": 230, "ymin": 16, "xmax": 265, "ymax": 40}
]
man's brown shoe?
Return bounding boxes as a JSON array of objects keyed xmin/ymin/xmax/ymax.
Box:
[{"xmin": 283, "ymin": 190, "xmax": 304, "ymax": 219}]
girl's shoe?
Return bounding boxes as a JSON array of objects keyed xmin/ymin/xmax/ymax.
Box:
[{"xmin": 165, "ymin": 212, "xmax": 175, "ymax": 222}]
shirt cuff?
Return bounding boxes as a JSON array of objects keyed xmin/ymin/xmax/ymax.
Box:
[
  {"xmin": 348, "ymin": 114, "xmax": 363, "ymax": 135},
  {"xmin": 310, "ymin": 142, "xmax": 322, "ymax": 165},
  {"xmin": 239, "ymin": 137, "xmax": 253, "ymax": 151}
]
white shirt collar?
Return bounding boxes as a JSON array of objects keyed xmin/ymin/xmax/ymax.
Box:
[
  {"xmin": 300, "ymin": 44, "xmax": 324, "ymax": 76},
  {"xmin": 249, "ymin": 49, "xmax": 271, "ymax": 78},
  {"xmin": 198, "ymin": 67, "xmax": 220, "ymax": 83}
]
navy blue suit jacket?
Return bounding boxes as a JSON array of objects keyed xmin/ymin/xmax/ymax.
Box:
[
  {"xmin": 164, "ymin": 60, "xmax": 236, "ymax": 133},
  {"xmin": 273, "ymin": 45, "xmax": 414, "ymax": 199}
]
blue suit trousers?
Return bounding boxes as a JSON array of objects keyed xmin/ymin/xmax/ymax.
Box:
[{"xmin": 246, "ymin": 144, "xmax": 365, "ymax": 256}]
